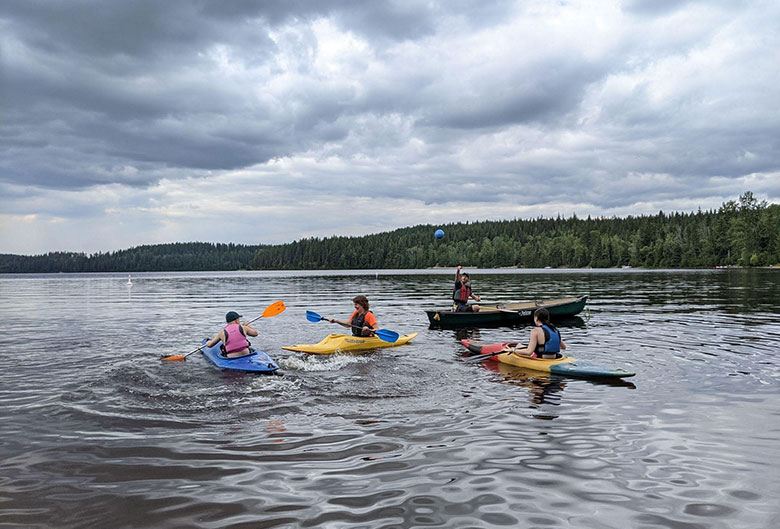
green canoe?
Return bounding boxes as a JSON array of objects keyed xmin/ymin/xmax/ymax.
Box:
[{"xmin": 426, "ymin": 295, "xmax": 588, "ymax": 327}]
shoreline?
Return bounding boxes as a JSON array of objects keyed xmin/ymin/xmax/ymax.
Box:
[{"xmin": 2, "ymin": 265, "xmax": 779, "ymax": 276}]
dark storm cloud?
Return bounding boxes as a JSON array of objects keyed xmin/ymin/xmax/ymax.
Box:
[
  {"xmin": 427, "ymin": 57, "xmax": 608, "ymax": 130},
  {"xmin": 0, "ymin": 0, "xmax": 530, "ymax": 187},
  {"xmin": 1, "ymin": 0, "xmax": 343, "ymax": 188}
]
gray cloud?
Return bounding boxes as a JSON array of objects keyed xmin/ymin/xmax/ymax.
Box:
[
  {"xmin": 623, "ymin": 0, "xmax": 692, "ymax": 16},
  {"xmin": 0, "ymin": 0, "xmax": 778, "ymax": 253}
]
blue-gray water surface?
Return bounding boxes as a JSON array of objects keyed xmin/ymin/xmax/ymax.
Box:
[{"xmin": 1, "ymin": 269, "xmax": 779, "ymax": 529}]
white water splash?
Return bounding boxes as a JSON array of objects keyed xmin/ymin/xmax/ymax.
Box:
[{"xmin": 279, "ymin": 352, "xmax": 373, "ymax": 372}]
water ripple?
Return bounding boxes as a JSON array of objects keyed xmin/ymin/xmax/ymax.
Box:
[{"xmin": 1, "ymin": 270, "xmax": 779, "ymax": 528}]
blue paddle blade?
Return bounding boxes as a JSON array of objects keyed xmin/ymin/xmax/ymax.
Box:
[
  {"xmin": 306, "ymin": 310, "xmax": 324, "ymax": 323},
  {"xmin": 375, "ymin": 329, "xmax": 399, "ymax": 343}
]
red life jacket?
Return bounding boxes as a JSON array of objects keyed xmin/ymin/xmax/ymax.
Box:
[
  {"xmin": 223, "ymin": 323, "xmax": 250, "ymax": 354},
  {"xmin": 453, "ymin": 281, "xmax": 471, "ymax": 303}
]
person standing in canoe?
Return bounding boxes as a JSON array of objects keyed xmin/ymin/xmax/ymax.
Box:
[
  {"xmin": 204, "ymin": 311, "xmax": 259, "ymax": 357},
  {"xmin": 329, "ymin": 295, "xmax": 379, "ymax": 337},
  {"xmin": 452, "ymin": 265, "xmax": 481, "ymax": 312},
  {"xmin": 511, "ymin": 308, "xmax": 565, "ymax": 359}
]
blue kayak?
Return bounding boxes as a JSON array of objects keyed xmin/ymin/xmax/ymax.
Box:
[{"xmin": 200, "ymin": 339, "xmax": 280, "ymax": 374}]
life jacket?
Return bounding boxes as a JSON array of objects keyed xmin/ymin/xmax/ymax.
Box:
[
  {"xmin": 350, "ymin": 310, "xmax": 374, "ymax": 337},
  {"xmin": 453, "ymin": 280, "xmax": 471, "ymax": 304},
  {"xmin": 535, "ymin": 324, "xmax": 561, "ymax": 355},
  {"xmin": 223, "ymin": 323, "xmax": 250, "ymax": 354}
]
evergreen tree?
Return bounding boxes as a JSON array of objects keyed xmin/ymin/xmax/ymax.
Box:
[{"xmin": 2, "ymin": 193, "xmax": 778, "ymax": 273}]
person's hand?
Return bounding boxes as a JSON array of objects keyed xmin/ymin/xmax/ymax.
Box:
[
  {"xmin": 362, "ymin": 325, "xmax": 369, "ymax": 332},
  {"xmin": 457, "ymin": 265, "xmax": 462, "ymax": 271},
  {"xmin": 474, "ymin": 295, "xmax": 481, "ymax": 301},
  {"xmin": 329, "ymin": 318, "xmax": 335, "ymax": 323}
]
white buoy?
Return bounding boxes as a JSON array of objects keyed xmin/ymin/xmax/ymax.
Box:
[{"xmin": 127, "ymin": 274, "xmax": 133, "ymax": 285}]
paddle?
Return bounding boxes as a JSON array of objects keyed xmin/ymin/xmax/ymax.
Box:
[
  {"xmin": 305, "ymin": 310, "xmax": 400, "ymax": 343},
  {"xmin": 495, "ymin": 308, "xmax": 530, "ymax": 314},
  {"xmin": 482, "ymin": 301, "xmax": 537, "ymax": 314},
  {"xmin": 161, "ymin": 300, "xmax": 286, "ymax": 361},
  {"xmin": 465, "ymin": 345, "xmax": 526, "ymax": 363}
]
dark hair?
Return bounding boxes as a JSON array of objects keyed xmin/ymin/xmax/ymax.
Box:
[
  {"xmin": 534, "ymin": 308, "xmax": 555, "ymax": 330},
  {"xmin": 461, "ymin": 273, "xmax": 470, "ymax": 280},
  {"xmin": 352, "ymin": 295, "xmax": 369, "ymax": 311}
]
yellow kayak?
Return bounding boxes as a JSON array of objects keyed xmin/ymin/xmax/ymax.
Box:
[
  {"xmin": 282, "ymin": 333, "xmax": 418, "ymax": 354},
  {"xmin": 462, "ymin": 340, "xmax": 635, "ymax": 379}
]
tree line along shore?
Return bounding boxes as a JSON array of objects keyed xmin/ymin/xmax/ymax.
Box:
[{"xmin": 2, "ymin": 192, "xmax": 778, "ymax": 273}]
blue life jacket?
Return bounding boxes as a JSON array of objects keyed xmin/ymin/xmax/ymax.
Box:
[{"xmin": 535, "ymin": 324, "xmax": 561, "ymax": 355}]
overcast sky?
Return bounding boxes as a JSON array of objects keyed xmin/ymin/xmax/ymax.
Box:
[{"xmin": 1, "ymin": 0, "xmax": 778, "ymax": 255}]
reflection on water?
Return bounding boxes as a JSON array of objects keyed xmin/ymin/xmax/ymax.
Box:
[
  {"xmin": 1, "ymin": 269, "xmax": 779, "ymax": 528},
  {"xmin": 484, "ymin": 360, "xmax": 638, "ymax": 416}
]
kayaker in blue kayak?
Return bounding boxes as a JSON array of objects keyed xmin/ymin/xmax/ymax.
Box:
[
  {"xmin": 453, "ymin": 266, "xmax": 481, "ymax": 312},
  {"xmin": 510, "ymin": 308, "xmax": 566, "ymax": 359},
  {"xmin": 204, "ymin": 311, "xmax": 259, "ymax": 357},
  {"xmin": 329, "ymin": 295, "xmax": 379, "ymax": 336}
]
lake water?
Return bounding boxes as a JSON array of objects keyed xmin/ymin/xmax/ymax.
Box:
[{"xmin": 1, "ymin": 269, "xmax": 779, "ymax": 529}]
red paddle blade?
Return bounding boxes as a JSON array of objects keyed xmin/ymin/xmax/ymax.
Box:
[{"xmin": 161, "ymin": 354, "xmax": 186, "ymax": 361}]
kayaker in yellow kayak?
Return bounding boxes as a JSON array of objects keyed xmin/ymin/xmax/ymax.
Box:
[
  {"xmin": 453, "ymin": 265, "xmax": 481, "ymax": 312},
  {"xmin": 509, "ymin": 308, "xmax": 566, "ymax": 359},
  {"xmin": 204, "ymin": 311, "xmax": 259, "ymax": 357},
  {"xmin": 329, "ymin": 295, "xmax": 379, "ymax": 337}
]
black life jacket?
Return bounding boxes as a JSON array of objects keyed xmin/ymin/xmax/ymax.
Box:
[{"xmin": 350, "ymin": 310, "xmax": 374, "ymax": 337}]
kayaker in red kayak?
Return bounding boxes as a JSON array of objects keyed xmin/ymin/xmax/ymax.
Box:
[
  {"xmin": 204, "ymin": 311, "xmax": 259, "ymax": 357},
  {"xmin": 452, "ymin": 265, "xmax": 481, "ymax": 312},
  {"xmin": 510, "ymin": 308, "xmax": 566, "ymax": 359},
  {"xmin": 329, "ymin": 295, "xmax": 379, "ymax": 336}
]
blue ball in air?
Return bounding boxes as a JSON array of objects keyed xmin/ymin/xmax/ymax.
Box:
[{"xmin": 434, "ymin": 229, "xmax": 445, "ymax": 239}]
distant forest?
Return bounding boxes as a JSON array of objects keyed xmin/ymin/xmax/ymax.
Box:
[{"xmin": 2, "ymin": 192, "xmax": 778, "ymax": 273}]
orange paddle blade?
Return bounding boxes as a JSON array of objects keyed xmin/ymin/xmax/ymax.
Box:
[
  {"xmin": 161, "ymin": 354, "xmax": 186, "ymax": 361},
  {"xmin": 262, "ymin": 300, "xmax": 286, "ymax": 318}
]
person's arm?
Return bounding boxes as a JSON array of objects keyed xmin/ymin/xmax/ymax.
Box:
[
  {"xmin": 363, "ymin": 312, "xmax": 379, "ymax": 334},
  {"xmin": 242, "ymin": 321, "xmax": 259, "ymax": 337},
  {"xmin": 560, "ymin": 336, "xmax": 566, "ymax": 350},
  {"xmin": 455, "ymin": 265, "xmax": 462, "ymax": 283},
  {"xmin": 470, "ymin": 291, "xmax": 481, "ymax": 302},
  {"xmin": 205, "ymin": 330, "xmax": 225, "ymax": 348},
  {"xmin": 329, "ymin": 314, "xmax": 353, "ymax": 329},
  {"xmin": 514, "ymin": 328, "xmax": 541, "ymax": 357}
]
